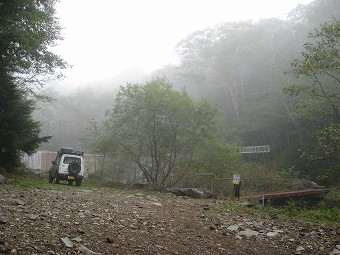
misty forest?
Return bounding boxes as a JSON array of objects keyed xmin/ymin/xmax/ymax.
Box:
[{"xmin": 1, "ymin": 0, "xmax": 339, "ymax": 192}]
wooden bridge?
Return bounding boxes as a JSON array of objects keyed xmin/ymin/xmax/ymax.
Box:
[{"xmin": 242, "ymin": 188, "xmax": 330, "ymax": 200}]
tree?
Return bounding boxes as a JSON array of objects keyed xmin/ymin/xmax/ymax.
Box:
[
  {"xmin": 0, "ymin": 0, "xmax": 66, "ymax": 170},
  {"xmin": 284, "ymin": 19, "xmax": 340, "ymax": 123},
  {"xmin": 102, "ymin": 78, "xmax": 219, "ymax": 187},
  {"xmin": 0, "ymin": 74, "xmax": 50, "ymax": 169},
  {"xmin": 175, "ymin": 19, "xmax": 304, "ymax": 158},
  {"xmin": 284, "ymin": 19, "xmax": 340, "ymax": 184},
  {"xmin": 0, "ymin": 0, "xmax": 66, "ymax": 90}
]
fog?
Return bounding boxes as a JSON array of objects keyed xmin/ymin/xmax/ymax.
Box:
[
  {"xmin": 32, "ymin": 0, "xmax": 340, "ymax": 188},
  {"xmin": 51, "ymin": 0, "xmax": 313, "ymax": 92}
]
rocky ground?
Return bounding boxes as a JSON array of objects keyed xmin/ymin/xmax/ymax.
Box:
[{"xmin": 0, "ymin": 187, "xmax": 339, "ymax": 255}]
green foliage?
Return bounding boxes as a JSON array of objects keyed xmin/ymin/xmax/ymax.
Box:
[
  {"xmin": 173, "ymin": 121, "xmax": 240, "ymax": 188},
  {"xmin": 284, "ymin": 19, "xmax": 340, "ymax": 123},
  {"xmin": 158, "ymin": 2, "xmax": 340, "ymax": 187},
  {"xmin": 215, "ymin": 191, "xmax": 340, "ymax": 224},
  {"xmin": 102, "ymin": 78, "xmax": 220, "ymax": 187},
  {"xmin": 193, "ymin": 140, "xmax": 239, "ymax": 177},
  {"xmin": 283, "ymin": 19, "xmax": 340, "ymax": 184},
  {"xmin": 175, "ymin": 18, "xmax": 302, "ymax": 154},
  {"xmin": 230, "ymin": 163, "xmax": 288, "ymax": 194},
  {"xmin": 0, "ymin": 168, "xmax": 108, "ymax": 190},
  {"xmin": 0, "ymin": 167, "xmax": 54, "ymax": 189},
  {"xmin": 304, "ymin": 124, "xmax": 340, "ymax": 160},
  {"xmin": 26, "ymin": 0, "xmax": 340, "ymax": 188},
  {"xmin": 323, "ymin": 189, "xmax": 340, "ymax": 207},
  {"xmin": 0, "ymin": 0, "xmax": 66, "ymax": 88},
  {"xmin": 0, "ymin": 74, "xmax": 50, "ymax": 170},
  {"xmin": 278, "ymin": 199, "xmax": 340, "ymax": 223},
  {"xmin": 0, "ymin": 0, "xmax": 66, "ymax": 171}
]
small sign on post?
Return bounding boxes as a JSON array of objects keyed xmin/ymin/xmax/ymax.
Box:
[
  {"xmin": 231, "ymin": 174, "xmax": 241, "ymax": 200},
  {"xmin": 232, "ymin": 174, "xmax": 241, "ymax": 184}
]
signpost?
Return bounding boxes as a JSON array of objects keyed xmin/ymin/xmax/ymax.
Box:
[
  {"xmin": 232, "ymin": 145, "xmax": 270, "ymax": 199},
  {"xmin": 232, "ymin": 174, "xmax": 240, "ymax": 184},
  {"xmin": 231, "ymin": 174, "xmax": 241, "ymax": 199}
]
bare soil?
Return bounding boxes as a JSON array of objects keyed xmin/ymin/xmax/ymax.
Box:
[{"xmin": 0, "ymin": 187, "xmax": 339, "ymax": 255}]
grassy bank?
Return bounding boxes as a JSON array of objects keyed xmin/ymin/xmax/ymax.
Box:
[
  {"xmin": 215, "ymin": 190, "xmax": 340, "ymax": 224},
  {"xmin": 0, "ymin": 168, "xmax": 107, "ymax": 190}
]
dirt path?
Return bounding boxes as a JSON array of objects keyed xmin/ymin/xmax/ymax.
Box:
[{"xmin": 0, "ymin": 188, "xmax": 339, "ymax": 254}]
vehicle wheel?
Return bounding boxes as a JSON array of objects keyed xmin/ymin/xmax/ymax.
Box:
[
  {"xmin": 68, "ymin": 180, "xmax": 73, "ymax": 185},
  {"xmin": 76, "ymin": 180, "xmax": 82, "ymax": 187},
  {"xmin": 68, "ymin": 162, "xmax": 81, "ymax": 175}
]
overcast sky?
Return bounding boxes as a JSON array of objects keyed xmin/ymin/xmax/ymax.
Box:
[{"xmin": 52, "ymin": 0, "xmax": 313, "ymax": 89}]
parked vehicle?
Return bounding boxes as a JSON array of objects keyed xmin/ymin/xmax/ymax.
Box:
[{"xmin": 49, "ymin": 147, "xmax": 84, "ymax": 186}]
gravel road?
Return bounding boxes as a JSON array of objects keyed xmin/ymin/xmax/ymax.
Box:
[{"xmin": 0, "ymin": 187, "xmax": 339, "ymax": 254}]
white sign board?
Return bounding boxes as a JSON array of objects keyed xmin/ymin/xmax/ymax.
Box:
[
  {"xmin": 239, "ymin": 145, "xmax": 270, "ymax": 154},
  {"xmin": 232, "ymin": 174, "xmax": 241, "ymax": 184}
]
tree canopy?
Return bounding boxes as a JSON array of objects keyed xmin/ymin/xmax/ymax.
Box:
[
  {"xmin": 0, "ymin": 0, "xmax": 65, "ymax": 170},
  {"xmin": 101, "ymin": 78, "xmax": 220, "ymax": 187},
  {"xmin": 284, "ymin": 19, "xmax": 340, "ymax": 124},
  {"xmin": 0, "ymin": 0, "xmax": 66, "ymax": 89},
  {"xmin": 28, "ymin": 0, "xmax": 339, "ymax": 186},
  {"xmin": 0, "ymin": 75, "xmax": 50, "ymax": 169},
  {"xmin": 150, "ymin": 0, "xmax": 340, "ymax": 185},
  {"xmin": 284, "ymin": 19, "xmax": 340, "ymax": 183}
]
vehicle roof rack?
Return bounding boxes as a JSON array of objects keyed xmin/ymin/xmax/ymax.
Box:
[{"xmin": 58, "ymin": 147, "xmax": 84, "ymax": 156}]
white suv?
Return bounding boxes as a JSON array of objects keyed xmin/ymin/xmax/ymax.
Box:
[{"xmin": 48, "ymin": 147, "xmax": 85, "ymax": 186}]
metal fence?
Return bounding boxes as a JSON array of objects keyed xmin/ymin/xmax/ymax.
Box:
[{"xmin": 166, "ymin": 172, "xmax": 305, "ymax": 198}]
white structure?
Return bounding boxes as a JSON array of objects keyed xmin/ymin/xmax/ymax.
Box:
[
  {"xmin": 239, "ymin": 145, "xmax": 270, "ymax": 154},
  {"xmin": 22, "ymin": 150, "xmax": 102, "ymax": 175}
]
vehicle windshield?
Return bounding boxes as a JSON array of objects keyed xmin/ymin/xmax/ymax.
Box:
[{"xmin": 63, "ymin": 157, "xmax": 81, "ymax": 164}]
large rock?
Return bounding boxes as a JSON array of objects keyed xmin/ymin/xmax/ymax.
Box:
[
  {"xmin": 77, "ymin": 245, "xmax": 102, "ymax": 255},
  {"xmin": 168, "ymin": 188, "xmax": 213, "ymax": 198},
  {"xmin": 60, "ymin": 237, "xmax": 73, "ymax": 248},
  {"xmin": 291, "ymin": 179, "xmax": 325, "ymax": 190},
  {"xmin": 238, "ymin": 228, "xmax": 259, "ymax": 238}
]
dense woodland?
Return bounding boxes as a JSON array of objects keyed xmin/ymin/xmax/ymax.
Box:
[{"xmin": 1, "ymin": 0, "xmax": 339, "ymax": 188}]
